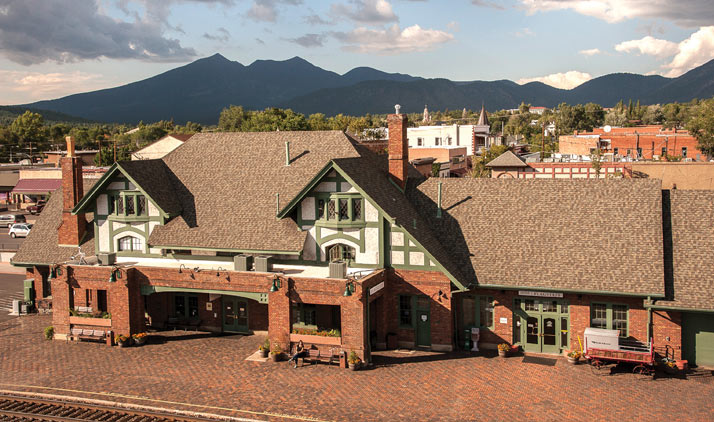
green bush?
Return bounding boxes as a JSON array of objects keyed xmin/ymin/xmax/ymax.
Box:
[{"xmin": 44, "ymin": 326, "xmax": 54, "ymax": 340}]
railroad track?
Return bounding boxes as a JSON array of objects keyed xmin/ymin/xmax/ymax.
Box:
[{"xmin": 0, "ymin": 393, "xmax": 228, "ymax": 421}]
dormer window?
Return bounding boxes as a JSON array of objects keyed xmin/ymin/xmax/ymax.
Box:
[
  {"xmin": 316, "ymin": 194, "xmax": 364, "ymax": 227},
  {"xmin": 109, "ymin": 193, "xmax": 147, "ymax": 218}
]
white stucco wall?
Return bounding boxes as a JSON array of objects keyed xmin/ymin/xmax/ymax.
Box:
[
  {"xmin": 302, "ymin": 226, "xmax": 317, "ymax": 261},
  {"xmin": 97, "ymin": 219, "xmax": 109, "ymax": 252},
  {"xmin": 315, "ymin": 182, "xmax": 337, "ymax": 192},
  {"xmin": 148, "ymin": 201, "xmax": 160, "ymax": 217},
  {"xmin": 391, "ymin": 231, "xmax": 404, "ymax": 247},
  {"xmin": 365, "ymin": 200, "xmax": 379, "ymax": 223},
  {"xmin": 97, "ymin": 194, "xmax": 108, "ymax": 215},
  {"xmin": 301, "ymin": 197, "xmax": 316, "ymax": 221},
  {"xmin": 108, "ymin": 181, "xmax": 124, "ymax": 190}
]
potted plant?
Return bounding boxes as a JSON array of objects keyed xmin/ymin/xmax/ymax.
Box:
[
  {"xmin": 661, "ymin": 358, "xmax": 678, "ymax": 375},
  {"xmin": 270, "ymin": 343, "xmax": 283, "ymax": 362},
  {"xmin": 259, "ymin": 338, "xmax": 270, "ymax": 358},
  {"xmin": 132, "ymin": 332, "xmax": 148, "ymax": 346},
  {"xmin": 44, "ymin": 326, "xmax": 54, "ymax": 340},
  {"xmin": 116, "ymin": 334, "xmax": 131, "ymax": 347},
  {"xmin": 566, "ymin": 350, "xmax": 581, "ymax": 364},
  {"xmin": 497, "ymin": 343, "xmax": 511, "ymax": 358},
  {"xmin": 348, "ymin": 350, "xmax": 362, "ymax": 371}
]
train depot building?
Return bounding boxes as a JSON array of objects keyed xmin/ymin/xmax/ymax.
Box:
[{"xmin": 12, "ymin": 110, "xmax": 714, "ymax": 368}]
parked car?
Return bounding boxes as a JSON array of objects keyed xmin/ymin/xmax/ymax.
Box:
[
  {"xmin": 8, "ymin": 223, "xmax": 32, "ymax": 238},
  {"xmin": 27, "ymin": 201, "xmax": 45, "ymax": 215},
  {"xmin": 0, "ymin": 214, "xmax": 25, "ymax": 228}
]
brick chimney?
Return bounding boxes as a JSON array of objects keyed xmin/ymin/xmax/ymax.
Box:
[
  {"xmin": 58, "ymin": 136, "xmax": 86, "ymax": 246},
  {"xmin": 388, "ymin": 105, "xmax": 408, "ymax": 190}
]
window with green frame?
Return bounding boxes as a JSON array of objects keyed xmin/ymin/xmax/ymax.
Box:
[
  {"xmin": 590, "ymin": 303, "xmax": 628, "ymax": 337},
  {"xmin": 461, "ymin": 295, "xmax": 494, "ymax": 329},
  {"xmin": 109, "ymin": 193, "xmax": 147, "ymax": 217},
  {"xmin": 174, "ymin": 294, "xmax": 198, "ymax": 318},
  {"xmin": 291, "ymin": 303, "xmax": 317, "ymax": 329},
  {"xmin": 316, "ymin": 194, "xmax": 364, "ymax": 223},
  {"xmin": 399, "ymin": 295, "xmax": 414, "ymax": 328}
]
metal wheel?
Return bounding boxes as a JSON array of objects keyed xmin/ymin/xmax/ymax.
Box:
[
  {"xmin": 590, "ymin": 359, "xmax": 606, "ymax": 375},
  {"xmin": 10, "ymin": 233, "xmax": 16, "ymax": 238},
  {"xmin": 633, "ymin": 364, "xmax": 653, "ymax": 377}
]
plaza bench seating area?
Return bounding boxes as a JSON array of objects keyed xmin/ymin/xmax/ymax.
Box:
[
  {"xmin": 292, "ymin": 343, "xmax": 342, "ymax": 367},
  {"xmin": 166, "ymin": 316, "xmax": 201, "ymax": 331},
  {"xmin": 70, "ymin": 328, "xmax": 107, "ymax": 343}
]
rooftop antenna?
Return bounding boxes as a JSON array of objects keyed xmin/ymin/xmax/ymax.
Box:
[{"xmin": 395, "ymin": 104, "xmax": 401, "ymax": 115}]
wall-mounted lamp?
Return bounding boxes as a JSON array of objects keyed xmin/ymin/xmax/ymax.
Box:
[
  {"xmin": 343, "ymin": 281, "xmax": 355, "ymax": 297},
  {"xmin": 48, "ymin": 265, "xmax": 63, "ymax": 280},
  {"xmin": 108, "ymin": 267, "xmax": 122, "ymax": 283},
  {"xmin": 216, "ymin": 267, "xmax": 230, "ymax": 282},
  {"xmin": 269, "ymin": 275, "xmax": 282, "ymax": 292},
  {"xmin": 178, "ymin": 264, "xmax": 188, "ymax": 274}
]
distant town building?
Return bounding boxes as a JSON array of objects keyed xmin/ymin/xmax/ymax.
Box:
[
  {"xmin": 559, "ymin": 125, "xmax": 703, "ymax": 161},
  {"xmin": 409, "ymin": 146, "xmax": 467, "ymax": 178},
  {"xmin": 43, "ymin": 150, "xmax": 98, "ymax": 167},
  {"xmin": 131, "ymin": 134, "xmax": 193, "ymax": 160},
  {"xmin": 408, "ymin": 105, "xmax": 493, "ymax": 156}
]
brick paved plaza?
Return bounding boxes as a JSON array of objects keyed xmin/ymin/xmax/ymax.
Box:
[{"xmin": 1, "ymin": 315, "xmax": 711, "ymax": 422}]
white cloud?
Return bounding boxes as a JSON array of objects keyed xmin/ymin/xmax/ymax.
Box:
[
  {"xmin": 664, "ymin": 26, "xmax": 714, "ymax": 77},
  {"xmin": 0, "ymin": 70, "xmax": 107, "ymax": 104},
  {"xmin": 614, "ymin": 26, "xmax": 714, "ymax": 77},
  {"xmin": 519, "ymin": 0, "xmax": 714, "ymax": 27},
  {"xmin": 517, "ymin": 70, "xmax": 592, "ymax": 89},
  {"xmin": 245, "ymin": 0, "xmax": 303, "ymax": 23},
  {"xmin": 333, "ymin": 24, "xmax": 454, "ymax": 54},
  {"xmin": 579, "ymin": 48, "xmax": 601, "ymax": 56},
  {"xmin": 331, "ymin": 0, "xmax": 398, "ymax": 24},
  {"xmin": 446, "ymin": 21, "xmax": 460, "ymax": 32},
  {"xmin": 514, "ymin": 28, "xmax": 534, "ymax": 37},
  {"xmin": 615, "ymin": 36, "xmax": 678, "ymax": 58}
]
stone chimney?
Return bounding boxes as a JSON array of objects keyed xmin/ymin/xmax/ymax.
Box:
[
  {"xmin": 388, "ymin": 105, "xmax": 408, "ymax": 190},
  {"xmin": 58, "ymin": 136, "xmax": 86, "ymax": 246}
]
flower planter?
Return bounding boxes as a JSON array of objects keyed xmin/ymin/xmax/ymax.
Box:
[
  {"xmin": 259, "ymin": 349, "xmax": 269, "ymax": 358},
  {"xmin": 567, "ymin": 357, "xmax": 580, "ymax": 365},
  {"xmin": 270, "ymin": 353, "xmax": 282, "ymax": 362},
  {"xmin": 289, "ymin": 333, "xmax": 341, "ymax": 346},
  {"xmin": 498, "ymin": 350, "xmax": 508, "ymax": 358},
  {"xmin": 69, "ymin": 316, "xmax": 112, "ymax": 327},
  {"xmin": 117, "ymin": 339, "xmax": 131, "ymax": 348},
  {"xmin": 348, "ymin": 362, "xmax": 360, "ymax": 371},
  {"xmin": 133, "ymin": 337, "xmax": 147, "ymax": 346}
]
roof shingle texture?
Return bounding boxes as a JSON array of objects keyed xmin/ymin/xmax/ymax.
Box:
[
  {"xmin": 485, "ymin": 150, "xmax": 528, "ymax": 168},
  {"xmin": 12, "ymin": 180, "xmax": 95, "ymax": 266},
  {"xmin": 656, "ymin": 190, "xmax": 714, "ymax": 310},
  {"xmin": 149, "ymin": 131, "xmax": 362, "ymax": 251},
  {"xmin": 409, "ymin": 178, "xmax": 665, "ymax": 296}
]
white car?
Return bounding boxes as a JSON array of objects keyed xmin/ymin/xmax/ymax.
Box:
[{"xmin": 8, "ymin": 223, "xmax": 33, "ymax": 238}]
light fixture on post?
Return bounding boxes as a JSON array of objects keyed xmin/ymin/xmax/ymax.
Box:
[
  {"xmin": 269, "ymin": 275, "xmax": 282, "ymax": 292},
  {"xmin": 178, "ymin": 264, "xmax": 188, "ymax": 274},
  {"xmin": 108, "ymin": 267, "xmax": 122, "ymax": 283},
  {"xmin": 343, "ymin": 281, "xmax": 355, "ymax": 297}
]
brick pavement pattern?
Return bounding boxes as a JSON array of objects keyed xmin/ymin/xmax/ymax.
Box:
[{"xmin": 1, "ymin": 315, "xmax": 712, "ymax": 422}]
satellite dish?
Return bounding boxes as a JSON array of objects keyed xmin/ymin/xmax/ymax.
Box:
[{"xmin": 603, "ymin": 125, "xmax": 612, "ymax": 133}]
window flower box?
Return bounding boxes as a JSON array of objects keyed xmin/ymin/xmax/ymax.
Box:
[
  {"xmin": 290, "ymin": 333, "xmax": 342, "ymax": 346},
  {"xmin": 69, "ymin": 316, "xmax": 112, "ymax": 327}
]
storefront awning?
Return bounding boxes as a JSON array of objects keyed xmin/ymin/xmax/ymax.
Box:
[{"xmin": 11, "ymin": 178, "xmax": 61, "ymax": 195}]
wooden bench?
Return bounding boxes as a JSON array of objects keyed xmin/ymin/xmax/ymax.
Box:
[
  {"xmin": 293, "ymin": 345, "xmax": 340, "ymax": 367},
  {"xmin": 167, "ymin": 317, "xmax": 201, "ymax": 331},
  {"xmin": 71, "ymin": 328, "xmax": 107, "ymax": 343}
]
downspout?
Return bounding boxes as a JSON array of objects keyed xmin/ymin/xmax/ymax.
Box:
[
  {"xmin": 437, "ymin": 181, "xmax": 442, "ymax": 219},
  {"xmin": 646, "ymin": 296, "xmax": 652, "ymax": 342}
]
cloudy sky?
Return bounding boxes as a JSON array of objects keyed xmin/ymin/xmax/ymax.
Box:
[{"xmin": 0, "ymin": 0, "xmax": 713, "ymax": 104}]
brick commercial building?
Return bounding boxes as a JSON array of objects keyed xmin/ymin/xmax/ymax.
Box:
[
  {"xmin": 559, "ymin": 125, "xmax": 703, "ymax": 161},
  {"xmin": 12, "ymin": 108, "xmax": 714, "ymax": 368}
]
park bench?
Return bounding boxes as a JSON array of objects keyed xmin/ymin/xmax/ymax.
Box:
[
  {"xmin": 166, "ymin": 317, "xmax": 201, "ymax": 331},
  {"xmin": 292, "ymin": 344, "xmax": 340, "ymax": 367}
]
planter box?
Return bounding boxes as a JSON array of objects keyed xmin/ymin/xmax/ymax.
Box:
[
  {"xmin": 69, "ymin": 316, "xmax": 112, "ymax": 327},
  {"xmin": 290, "ymin": 333, "xmax": 342, "ymax": 346}
]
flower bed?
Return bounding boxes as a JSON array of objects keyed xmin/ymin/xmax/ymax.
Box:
[
  {"xmin": 68, "ymin": 316, "xmax": 112, "ymax": 327},
  {"xmin": 289, "ymin": 333, "xmax": 342, "ymax": 346}
]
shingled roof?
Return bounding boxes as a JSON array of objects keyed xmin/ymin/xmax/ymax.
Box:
[
  {"xmin": 408, "ymin": 178, "xmax": 665, "ymax": 296},
  {"xmin": 485, "ymin": 150, "xmax": 528, "ymax": 168},
  {"xmin": 149, "ymin": 131, "xmax": 362, "ymax": 252},
  {"xmin": 117, "ymin": 160, "xmax": 182, "ymax": 216},
  {"xmin": 12, "ymin": 180, "xmax": 95, "ymax": 266},
  {"xmin": 655, "ymin": 190, "xmax": 714, "ymax": 311}
]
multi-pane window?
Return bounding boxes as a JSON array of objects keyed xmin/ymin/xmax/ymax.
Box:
[
  {"xmin": 175, "ymin": 295, "xmax": 186, "ymax": 317},
  {"xmin": 590, "ymin": 303, "xmax": 628, "ymax": 337},
  {"xmin": 353, "ymin": 199, "xmax": 362, "ymax": 220},
  {"xmin": 661, "ymin": 147, "xmax": 667, "ymax": 156},
  {"xmin": 126, "ymin": 196, "xmax": 135, "ymax": 214},
  {"xmin": 327, "ymin": 200, "xmax": 336, "ymax": 219},
  {"xmin": 317, "ymin": 199, "xmax": 325, "ymax": 219},
  {"xmin": 435, "ymin": 137, "xmax": 442, "ymax": 146},
  {"xmin": 110, "ymin": 194, "xmax": 146, "ymax": 217},
  {"xmin": 118, "ymin": 236, "xmax": 143, "ymax": 252},
  {"xmin": 399, "ymin": 295, "xmax": 412, "ymax": 326},
  {"xmin": 339, "ymin": 198, "xmax": 349, "ymax": 220},
  {"xmin": 188, "ymin": 296, "xmax": 199, "ymax": 317},
  {"xmin": 543, "ymin": 300, "xmax": 557, "ymax": 313},
  {"xmin": 682, "ymin": 147, "xmax": 688, "ymax": 158},
  {"xmin": 479, "ymin": 296, "xmax": 494, "ymax": 329},
  {"xmin": 116, "ymin": 195, "xmax": 124, "ymax": 214},
  {"xmin": 612, "ymin": 305, "xmax": 628, "ymax": 337},
  {"xmin": 137, "ymin": 196, "xmax": 146, "ymax": 215},
  {"xmin": 590, "ymin": 303, "xmax": 607, "ymax": 329},
  {"xmin": 525, "ymin": 299, "xmax": 537, "ymax": 312},
  {"xmin": 292, "ymin": 304, "xmax": 316, "ymax": 327},
  {"xmin": 417, "ymin": 137, "xmax": 423, "ymax": 146}
]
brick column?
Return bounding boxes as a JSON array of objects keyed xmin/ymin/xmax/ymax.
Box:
[
  {"xmin": 51, "ymin": 269, "xmax": 71, "ymax": 338},
  {"xmin": 268, "ymin": 277, "xmax": 291, "ymax": 351}
]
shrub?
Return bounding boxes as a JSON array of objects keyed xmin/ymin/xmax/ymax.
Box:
[
  {"xmin": 497, "ymin": 343, "xmax": 511, "ymax": 352},
  {"xmin": 270, "ymin": 343, "xmax": 283, "ymax": 355},
  {"xmin": 259, "ymin": 338, "xmax": 270, "ymax": 351},
  {"xmin": 44, "ymin": 326, "xmax": 54, "ymax": 340},
  {"xmin": 348, "ymin": 350, "xmax": 361, "ymax": 365}
]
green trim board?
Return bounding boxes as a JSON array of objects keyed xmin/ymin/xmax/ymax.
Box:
[
  {"xmin": 141, "ymin": 285, "xmax": 269, "ymax": 304},
  {"xmin": 590, "ymin": 302, "xmax": 629, "ymax": 337},
  {"xmin": 71, "ymin": 163, "xmax": 172, "ymax": 218},
  {"xmin": 474, "ymin": 283, "xmax": 664, "ymax": 298},
  {"xmin": 645, "ymin": 304, "xmax": 714, "ymax": 313},
  {"xmin": 150, "ymin": 245, "xmax": 301, "ymax": 255}
]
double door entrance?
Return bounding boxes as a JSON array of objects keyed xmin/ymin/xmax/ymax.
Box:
[
  {"xmin": 514, "ymin": 298, "xmax": 569, "ymax": 354},
  {"xmin": 223, "ymin": 297, "xmax": 248, "ymax": 333}
]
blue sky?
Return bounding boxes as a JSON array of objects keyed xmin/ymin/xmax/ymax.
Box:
[{"xmin": 0, "ymin": 0, "xmax": 712, "ymax": 104}]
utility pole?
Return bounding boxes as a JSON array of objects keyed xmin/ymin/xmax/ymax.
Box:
[
  {"xmin": 541, "ymin": 121, "xmax": 546, "ymax": 161},
  {"xmin": 113, "ymin": 139, "xmax": 117, "ymax": 163}
]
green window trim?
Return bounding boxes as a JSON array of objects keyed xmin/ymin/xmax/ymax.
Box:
[
  {"xmin": 315, "ymin": 193, "xmax": 364, "ymax": 225},
  {"xmin": 590, "ymin": 302, "xmax": 629, "ymax": 337},
  {"xmin": 108, "ymin": 192, "xmax": 148, "ymax": 219},
  {"xmin": 398, "ymin": 295, "xmax": 416, "ymax": 329}
]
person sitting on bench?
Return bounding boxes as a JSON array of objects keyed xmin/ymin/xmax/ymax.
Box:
[{"xmin": 288, "ymin": 340, "xmax": 308, "ymax": 368}]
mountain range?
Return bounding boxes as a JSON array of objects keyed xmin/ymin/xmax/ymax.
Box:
[{"xmin": 20, "ymin": 53, "xmax": 714, "ymax": 124}]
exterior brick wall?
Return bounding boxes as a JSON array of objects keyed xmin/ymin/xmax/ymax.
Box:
[
  {"xmin": 388, "ymin": 113, "xmax": 408, "ymax": 189},
  {"xmin": 652, "ymin": 310, "xmax": 682, "ymax": 360},
  {"xmin": 58, "ymin": 156, "xmax": 86, "ymax": 246}
]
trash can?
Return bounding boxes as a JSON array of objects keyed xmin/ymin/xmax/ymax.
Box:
[{"xmin": 386, "ymin": 332, "xmax": 398, "ymax": 349}]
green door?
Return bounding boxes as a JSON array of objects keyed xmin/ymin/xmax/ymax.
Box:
[
  {"xmin": 683, "ymin": 313, "xmax": 714, "ymax": 368},
  {"xmin": 416, "ymin": 309, "xmax": 431, "ymax": 347},
  {"xmin": 223, "ymin": 297, "xmax": 249, "ymax": 333},
  {"xmin": 541, "ymin": 316, "xmax": 559, "ymax": 354},
  {"xmin": 517, "ymin": 299, "xmax": 569, "ymax": 354}
]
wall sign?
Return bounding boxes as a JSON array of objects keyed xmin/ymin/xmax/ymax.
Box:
[
  {"xmin": 421, "ymin": 314, "xmax": 428, "ymax": 322},
  {"xmin": 499, "ymin": 317, "xmax": 508, "ymax": 324},
  {"xmin": 369, "ymin": 281, "xmax": 385, "ymax": 295},
  {"xmin": 206, "ymin": 302, "xmax": 213, "ymax": 311},
  {"xmin": 518, "ymin": 290, "xmax": 563, "ymax": 298}
]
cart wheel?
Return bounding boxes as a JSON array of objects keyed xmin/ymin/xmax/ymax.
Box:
[
  {"xmin": 590, "ymin": 359, "xmax": 605, "ymax": 375},
  {"xmin": 632, "ymin": 364, "xmax": 653, "ymax": 378}
]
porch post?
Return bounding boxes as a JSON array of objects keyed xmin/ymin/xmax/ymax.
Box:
[{"xmin": 268, "ymin": 276, "xmax": 291, "ymax": 351}]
